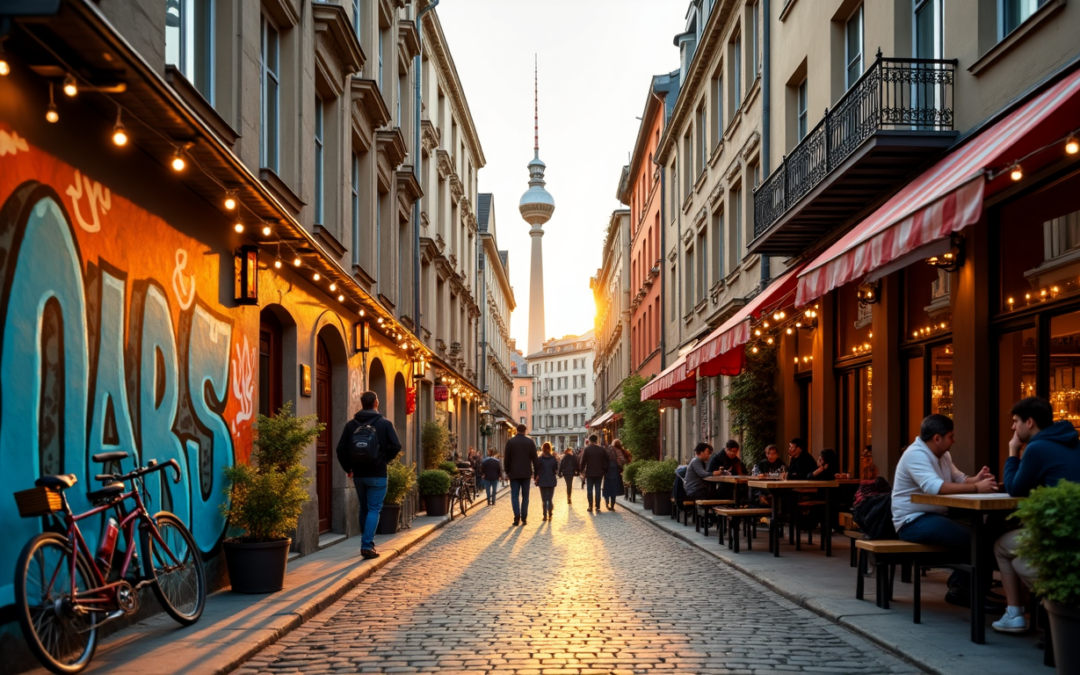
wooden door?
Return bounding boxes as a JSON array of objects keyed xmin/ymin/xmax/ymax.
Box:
[
  {"xmin": 315, "ymin": 337, "xmax": 333, "ymax": 533},
  {"xmin": 258, "ymin": 316, "xmax": 282, "ymax": 418}
]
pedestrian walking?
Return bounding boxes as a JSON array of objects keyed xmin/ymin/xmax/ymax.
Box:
[
  {"xmin": 335, "ymin": 391, "xmax": 402, "ymax": 559},
  {"xmin": 575, "ymin": 446, "xmax": 586, "ymax": 489},
  {"xmin": 579, "ymin": 434, "xmax": 610, "ymax": 513},
  {"xmin": 468, "ymin": 446, "xmax": 483, "ymax": 490},
  {"xmin": 503, "ymin": 424, "xmax": 539, "ymax": 526},
  {"xmin": 480, "ymin": 448, "xmax": 502, "ymax": 506},
  {"xmin": 536, "ymin": 443, "xmax": 559, "ymax": 521},
  {"xmin": 559, "ymin": 447, "xmax": 579, "ymax": 504},
  {"xmin": 602, "ymin": 439, "xmax": 630, "ymax": 511}
]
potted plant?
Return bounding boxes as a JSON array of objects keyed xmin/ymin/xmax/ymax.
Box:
[
  {"xmin": 634, "ymin": 460, "xmax": 658, "ymax": 509},
  {"xmin": 438, "ymin": 460, "xmax": 459, "ymax": 475},
  {"xmin": 623, "ymin": 460, "xmax": 646, "ymax": 503},
  {"xmin": 418, "ymin": 469, "xmax": 452, "ymax": 516},
  {"xmin": 221, "ymin": 401, "xmax": 323, "ymax": 593},
  {"xmin": 422, "ymin": 421, "xmax": 448, "ymax": 469},
  {"xmin": 378, "ymin": 461, "xmax": 416, "ymax": 535},
  {"xmin": 1013, "ymin": 480, "xmax": 1080, "ymax": 673},
  {"xmin": 639, "ymin": 459, "xmax": 677, "ymax": 516}
]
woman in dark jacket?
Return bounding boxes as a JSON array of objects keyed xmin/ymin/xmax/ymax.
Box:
[
  {"xmin": 811, "ymin": 448, "xmax": 839, "ymax": 481},
  {"xmin": 536, "ymin": 443, "xmax": 560, "ymax": 521},
  {"xmin": 559, "ymin": 448, "xmax": 579, "ymax": 505},
  {"xmin": 602, "ymin": 440, "xmax": 630, "ymax": 511}
]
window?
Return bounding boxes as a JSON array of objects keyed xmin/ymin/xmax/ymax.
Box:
[
  {"xmin": 520, "ymin": 417, "xmax": 526, "ymax": 425},
  {"xmin": 696, "ymin": 103, "xmax": 706, "ymax": 176},
  {"xmin": 914, "ymin": 0, "xmax": 943, "ymax": 60},
  {"xmin": 685, "ymin": 246, "xmax": 695, "ymax": 308},
  {"xmin": 670, "ymin": 266, "xmax": 677, "ymax": 320},
  {"xmin": 845, "ymin": 5, "xmax": 864, "ymax": 90},
  {"xmin": 353, "ymin": 0, "xmax": 361, "ymax": 39},
  {"xmin": 797, "ymin": 79, "xmax": 808, "ymax": 141},
  {"xmin": 712, "ymin": 211, "xmax": 725, "ymax": 284},
  {"xmin": 1001, "ymin": 0, "xmax": 1050, "ymax": 37},
  {"xmin": 696, "ymin": 230, "xmax": 707, "ymax": 301},
  {"xmin": 314, "ymin": 97, "xmax": 325, "ymax": 225},
  {"xmin": 519, "ymin": 402, "xmax": 527, "ymax": 410},
  {"xmin": 682, "ymin": 135, "xmax": 692, "ymax": 199},
  {"xmin": 165, "ymin": 0, "xmax": 214, "ymax": 102},
  {"xmin": 351, "ymin": 152, "xmax": 359, "ymax": 263},
  {"xmin": 751, "ymin": 1, "xmax": 759, "ymax": 78},
  {"xmin": 519, "ymin": 385, "xmax": 527, "ymax": 396},
  {"xmin": 732, "ymin": 186, "xmax": 743, "ymax": 265},
  {"xmin": 260, "ymin": 15, "xmax": 280, "ymax": 171},
  {"xmin": 733, "ymin": 33, "xmax": 742, "ymax": 109},
  {"xmin": 378, "ymin": 27, "xmax": 384, "ymax": 88}
]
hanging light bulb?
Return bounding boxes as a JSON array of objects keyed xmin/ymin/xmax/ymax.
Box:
[
  {"xmin": 170, "ymin": 147, "xmax": 186, "ymax": 172},
  {"xmin": 1067, "ymin": 137, "xmax": 1080, "ymax": 155},
  {"xmin": 112, "ymin": 106, "xmax": 128, "ymax": 146},
  {"xmin": 224, "ymin": 191, "xmax": 237, "ymax": 210},
  {"xmin": 261, "ymin": 224, "xmax": 272, "ymax": 236},
  {"xmin": 1010, "ymin": 164, "xmax": 1023, "ymax": 182},
  {"xmin": 377, "ymin": 317, "xmax": 384, "ymax": 325},
  {"xmin": 0, "ymin": 44, "xmax": 9, "ymax": 76},
  {"xmin": 293, "ymin": 256, "xmax": 302, "ymax": 267},
  {"xmin": 274, "ymin": 258, "xmax": 282, "ymax": 269},
  {"xmin": 313, "ymin": 272, "xmax": 321, "ymax": 282},
  {"xmin": 359, "ymin": 309, "xmax": 365, "ymax": 317},
  {"xmin": 233, "ymin": 219, "xmax": 244, "ymax": 234},
  {"xmin": 337, "ymin": 294, "xmax": 345, "ymax": 302},
  {"xmin": 45, "ymin": 83, "xmax": 59, "ymax": 123},
  {"xmin": 329, "ymin": 282, "xmax": 337, "ymax": 292},
  {"xmin": 62, "ymin": 73, "xmax": 77, "ymax": 97}
]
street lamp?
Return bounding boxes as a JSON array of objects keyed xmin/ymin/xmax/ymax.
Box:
[{"xmin": 412, "ymin": 357, "xmax": 427, "ymax": 380}]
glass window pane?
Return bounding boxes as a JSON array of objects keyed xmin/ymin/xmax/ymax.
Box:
[
  {"xmin": 165, "ymin": 0, "xmax": 182, "ymax": 68},
  {"xmin": 906, "ymin": 355, "xmax": 925, "ymax": 442},
  {"xmin": 905, "ymin": 262, "xmax": 952, "ymax": 339},
  {"xmin": 997, "ymin": 328, "xmax": 1036, "ymax": 475},
  {"xmin": 837, "ymin": 279, "xmax": 873, "ymax": 357},
  {"xmin": 267, "ymin": 78, "xmax": 278, "ymax": 168},
  {"xmin": 862, "ymin": 365, "xmax": 873, "ymax": 454},
  {"xmin": 1050, "ymin": 312, "xmax": 1080, "ymax": 432},
  {"xmin": 930, "ymin": 343, "xmax": 953, "ymax": 418}
]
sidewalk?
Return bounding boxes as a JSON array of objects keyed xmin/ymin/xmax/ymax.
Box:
[
  {"xmin": 617, "ymin": 495, "xmax": 1047, "ymax": 675},
  {"xmin": 24, "ymin": 487, "xmax": 503, "ymax": 675}
]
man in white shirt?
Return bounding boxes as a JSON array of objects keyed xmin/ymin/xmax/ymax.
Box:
[{"xmin": 892, "ymin": 414, "xmax": 997, "ymax": 545}]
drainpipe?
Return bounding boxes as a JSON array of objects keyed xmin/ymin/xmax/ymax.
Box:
[
  {"xmin": 760, "ymin": 0, "xmax": 772, "ymax": 287},
  {"xmin": 414, "ymin": 0, "xmax": 439, "ymax": 469}
]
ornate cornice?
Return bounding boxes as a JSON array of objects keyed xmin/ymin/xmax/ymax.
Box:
[{"xmin": 421, "ymin": 119, "xmax": 441, "ymax": 154}]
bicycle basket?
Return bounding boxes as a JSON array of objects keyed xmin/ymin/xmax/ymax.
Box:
[{"xmin": 14, "ymin": 487, "xmax": 63, "ymax": 518}]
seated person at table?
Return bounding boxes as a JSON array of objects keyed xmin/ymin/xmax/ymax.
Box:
[
  {"xmin": 992, "ymin": 397, "xmax": 1080, "ymax": 634},
  {"xmin": 892, "ymin": 414, "xmax": 997, "ymax": 547},
  {"xmin": 810, "ymin": 448, "xmax": 839, "ymax": 480},
  {"xmin": 683, "ymin": 442, "xmax": 717, "ymax": 501},
  {"xmin": 786, "ymin": 437, "xmax": 817, "ymax": 479},
  {"xmin": 754, "ymin": 444, "xmax": 786, "ymax": 475},
  {"xmin": 707, "ymin": 439, "xmax": 747, "ymax": 475}
]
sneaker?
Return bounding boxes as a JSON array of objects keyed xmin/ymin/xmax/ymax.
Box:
[
  {"xmin": 587, "ymin": 506, "xmax": 593, "ymax": 512},
  {"xmin": 513, "ymin": 517, "xmax": 520, "ymax": 526},
  {"xmin": 360, "ymin": 549, "xmax": 380, "ymax": 559},
  {"xmin": 521, "ymin": 518, "xmax": 527, "ymax": 526},
  {"xmin": 992, "ymin": 611, "xmax": 1028, "ymax": 634}
]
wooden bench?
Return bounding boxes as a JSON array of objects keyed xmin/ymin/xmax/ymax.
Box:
[
  {"xmin": 854, "ymin": 539, "xmax": 958, "ymax": 621},
  {"xmin": 695, "ymin": 500, "xmax": 735, "ymax": 536},
  {"xmin": 842, "ymin": 530, "xmax": 863, "ymax": 567},
  {"xmin": 670, "ymin": 499, "xmax": 696, "ymax": 526},
  {"xmin": 714, "ymin": 508, "xmax": 772, "ymax": 553}
]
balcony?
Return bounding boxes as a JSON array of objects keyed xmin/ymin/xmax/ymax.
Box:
[{"xmin": 750, "ymin": 55, "xmax": 958, "ymax": 257}]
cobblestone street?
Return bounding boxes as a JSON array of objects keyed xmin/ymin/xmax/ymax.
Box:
[{"xmin": 237, "ymin": 488, "xmax": 922, "ymax": 675}]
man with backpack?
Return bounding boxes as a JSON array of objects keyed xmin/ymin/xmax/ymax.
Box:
[{"xmin": 336, "ymin": 391, "xmax": 402, "ymax": 559}]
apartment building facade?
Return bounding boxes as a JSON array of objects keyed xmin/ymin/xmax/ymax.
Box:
[
  {"xmin": 511, "ymin": 349, "xmax": 534, "ymax": 433},
  {"xmin": 528, "ymin": 332, "xmax": 596, "ymax": 450},
  {"xmin": 476, "ymin": 193, "xmax": 516, "ymax": 454},
  {"xmin": 591, "ymin": 209, "xmax": 631, "ymax": 426}
]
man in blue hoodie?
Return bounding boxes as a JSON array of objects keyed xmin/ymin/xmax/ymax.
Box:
[{"xmin": 992, "ymin": 396, "xmax": 1080, "ymax": 634}]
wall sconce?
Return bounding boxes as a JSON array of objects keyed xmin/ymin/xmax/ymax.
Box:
[
  {"xmin": 412, "ymin": 357, "xmax": 428, "ymax": 379},
  {"xmin": 925, "ymin": 234, "xmax": 965, "ymax": 272},
  {"xmin": 857, "ymin": 279, "xmax": 881, "ymax": 306},
  {"xmin": 233, "ymin": 245, "xmax": 259, "ymax": 305},
  {"xmin": 355, "ymin": 321, "xmax": 370, "ymax": 353}
]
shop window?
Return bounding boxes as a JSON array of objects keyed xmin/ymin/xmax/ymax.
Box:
[
  {"xmin": 905, "ymin": 261, "xmax": 952, "ymax": 339},
  {"xmin": 1050, "ymin": 312, "xmax": 1080, "ymax": 431},
  {"xmin": 999, "ymin": 171, "xmax": 1080, "ymax": 313},
  {"xmin": 996, "ymin": 327, "xmax": 1036, "ymax": 475},
  {"xmin": 837, "ymin": 280, "xmax": 872, "ymax": 358},
  {"xmin": 839, "ymin": 366, "xmax": 872, "ymax": 472},
  {"xmin": 904, "ymin": 355, "xmax": 925, "ymax": 443},
  {"xmin": 795, "ymin": 323, "xmax": 814, "ymax": 372},
  {"xmin": 930, "ymin": 343, "xmax": 954, "ymax": 417}
]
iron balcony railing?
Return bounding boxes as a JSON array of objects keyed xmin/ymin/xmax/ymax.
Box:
[{"xmin": 754, "ymin": 53, "xmax": 957, "ymax": 240}]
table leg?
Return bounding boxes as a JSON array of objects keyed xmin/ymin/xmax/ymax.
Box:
[
  {"xmin": 788, "ymin": 491, "xmax": 797, "ymax": 546},
  {"xmin": 971, "ymin": 513, "xmax": 986, "ymax": 644},
  {"xmin": 824, "ymin": 487, "xmax": 833, "ymax": 557},
  {"xmin": 770, "ymin": 491, "xmax": 780, "ymax": 557}
]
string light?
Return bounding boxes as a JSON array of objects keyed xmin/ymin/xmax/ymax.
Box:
[
  {"xmin": 359, "ymin": 309, "xmax": 365, "ymax": 317},
  {"xmin": 337, "ymin": 294, "xmax": 345, "ymax": 302},
  {"xmin": 329, "ymin": 282, "xmax": 337, "ymax": 292},
  {"xmin": 62, "ymin": 73, "xmax": 77, "ymax": 97},
  {"xmin": 45, "ymin": 83, "xmax": 58, "ymax": 123},
  {"xmin": 112, "ymin": 106, "xmax": 128, "ymax": 146},
  {"xmin": 233, "ymin": 219, "xmax": 244, "ymax": 234},
  {"xmin": 261, "ymin": 224, "xmax": 272, "ymax": 236},
  {"xmin": 378, "ymin": 318, "xmax": 384, "ymax": 325},
  {"xmin": 1068, "ymin": 137, "xmax": 1080, "ymax": 155},
  {"xmin": 170, "ymin": 147, "xmax": 186, "ymax": 172},
  {"xmin": 1010, "ymin": 164, "xmax": 1023, "ymax": 182},
  {"xmin": 274, "ymin": 258, "xmax": 282, "ymax": 269},
  {"xmin": 0, "ymin": 43, "xmax": 9, "ymax": 76},
  {"xmin": 293, "ymin": 256, "xmax": 302, "ymax": 267},
  {"xmin": 224, "ymin": 191, "xmax": 237, "ymax": 210},
  {"xmin": 313, "ymin": 272, "xmax": 321, "ymax": 282}
]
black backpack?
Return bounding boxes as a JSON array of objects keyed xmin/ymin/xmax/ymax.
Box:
[
  {"xmin": 852, "ymin": 492, "xmax": 898, "ymax": 540},
  {"xmin": 349, "ymin": 417, "xmax": 382, "ymax": 468}
]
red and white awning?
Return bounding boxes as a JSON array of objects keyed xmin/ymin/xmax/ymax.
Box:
[
  {"xmin": 640, "ymin": 353, "xmax": 696, "ymax": 402},
  {"xmin": 587, "ymin": 410, "xmax": 619, "ymax": 428},
  {"xmin": 796, "ymin": 66, "xmax": 1080, "ymax": 306},
  {"xmin": 686, "ymin": 264, "xmax": 803, "ymax": 376}
]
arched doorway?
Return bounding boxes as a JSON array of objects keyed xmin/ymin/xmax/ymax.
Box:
[
  {"xmin": 394, "ymin": 373, "xmax": 407, "ymax": 463},
  {"xmin": 315, "ymin": 336, "xmax": 333, "ymax": 533},
  {"xmin": 259, "ymin": 310, "xmax": 283, "ymax": 418},
  {"xmin": 369, "ymin": 358, "xmax": 387, "ymax": 411}
]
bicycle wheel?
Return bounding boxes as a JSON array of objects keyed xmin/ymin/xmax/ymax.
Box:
[
  {"xmin": 140, "ymin": 512, "xmax": 205, "ymax": 626},
  {"xmin": 458, "ymin": 489, "xmax": 468, "ymax": 518},
  {"xmin": 15, "ymin": 533, "xmax": 98, "ymax": 674}
]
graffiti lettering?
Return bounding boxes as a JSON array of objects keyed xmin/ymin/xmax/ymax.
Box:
[
  {"xmin": 172, "ymin": 248, "xmax": 196, "ymax": 311},
  {"xmin": 0, "ymin": 129, "xmax": 29, "ymax": 157},
  {"xmin": 66, "ymin": 169, "xmax": 111, "ymax": 233},
  {"xmin": 230, "ymin": 336, "xmax": 256, "ymax": 437}
]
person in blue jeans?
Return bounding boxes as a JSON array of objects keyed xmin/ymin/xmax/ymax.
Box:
[
  {"xmin": 503, "ymin": 424, "xmax": 539, "ymax": 526},
  {"xmin": 335, "ymin": 391, "xmax": 402, "ymax": 559},
  {"xmin": 480, "ymin": 448, "xmax": 503, "ymax": 505}
]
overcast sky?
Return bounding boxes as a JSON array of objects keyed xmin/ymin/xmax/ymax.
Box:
[{"xmin": 437, "ymin": 0, "xmax": 686, "ymax": 351}]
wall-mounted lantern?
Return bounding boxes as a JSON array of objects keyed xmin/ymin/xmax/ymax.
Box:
[
  {"xmin": 234, "ymin": 245, "xmax": 259, "ymax": 305},
  {"xmin": 355, "ymin": 321, "xmax": 370, "ymax": 353}
]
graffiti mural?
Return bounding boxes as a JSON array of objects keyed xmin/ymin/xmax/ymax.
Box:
[{"xmin": 0, "ymin": 123, "xmax": 254, "ymax": 608}]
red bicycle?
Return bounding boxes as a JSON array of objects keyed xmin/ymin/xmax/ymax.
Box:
[{"xmin": 13, "ymin": 451, "xmax": 207, "ymax": 674}]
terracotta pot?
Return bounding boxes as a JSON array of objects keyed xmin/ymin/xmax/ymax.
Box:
[
  {"xmin": 223, "ymin": 538, "xmax": 291, "ymax": 594},
  {"xmin": 376, "ymin": 504, "xmax": 401, "ymax": 535},
  {"xmin": 423, "ymin": 493, "xmax": 448, "ymax": 516}
]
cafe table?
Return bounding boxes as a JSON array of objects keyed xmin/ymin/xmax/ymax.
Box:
[
  {"xmin": 910, "ymin": 493, "xmax": 1022, "ymax": 645},
  {"xmin": 704, "ymin": 474, "xmax": 755, "ymax": 505},
  {"xmin": 748, "ymin": 479, "xmax": 840, "ymax": 557}
]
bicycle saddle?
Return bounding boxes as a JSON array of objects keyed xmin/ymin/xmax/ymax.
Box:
[
  {"xmin": 36, "ymin": 474, "xmax": 77, "ymax": 490},
  {"xmin": 92, "ymin": 451, "xmax": 129, "ymax": 463},
  {"xmin": 86, "ymin": 483, "xmax": 124, "ymax": 503}
]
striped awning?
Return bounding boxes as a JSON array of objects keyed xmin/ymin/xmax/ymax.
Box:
[
  {"xmin": 640, "ymin": 353, "xmax": 696, "ymax": 402},
  {"xmin": 686, "ymin": 264, "xmax": 803, "ymax": 376},
  {"xmin": 587, "ymin": 410, "xmax": 616, "ymax": 428},
  {"xmin": 796, "ymin": 66, "xmax": 1080, "ymax": 306}
]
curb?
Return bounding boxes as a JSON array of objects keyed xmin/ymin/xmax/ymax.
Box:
[
  {"xmin": 212, "ymin": 485, "xmax": 503, "ymax": 675},
  {"xmin": 615, "ymin": 498, "xmax": 942, "ymax": 675}
]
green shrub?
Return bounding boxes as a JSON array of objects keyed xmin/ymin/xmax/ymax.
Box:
[
  {"xmin": 1013, "ymin": 480, "xmax": 1080, "ymax": 605},
  {"xmin": 622, "ymin": 460, "xmax": 648, "ymax": 490},
  {"xmin": 638, "ymin": 459, "xmax": 678, "ymax": 494},
  {"xmin": 222, "ymin": 401, "xmax": 323, "ymax": 542},
  {"xmin": 609, "ymin": 374, "xmax": 660, "ymax": 462},
  {"xmin": 722, "ymin": 343, "xmax": 778, "ymax": 469},
  {"xmin": 438, "ymin": 460, "xmax": 459, "ymax": 475},
  {"xmin": 421, "ymin": 421, "xmax": 448, "ymax": 469},
  {"xmin": 630, "ymin": 460, "xmax": 659, "ymax": 490},
  {"xmin": 418, "ymin": 469, "xmax": 452, "ymax": 496},
  {"xmin": 385, "ymin": 461, "xmax": 417, "ymax": 505}
]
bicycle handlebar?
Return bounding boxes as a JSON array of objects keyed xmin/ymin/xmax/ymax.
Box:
[{"xmin": 103, "ymin": 459, "xmax": 182, "ymax": 485}]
